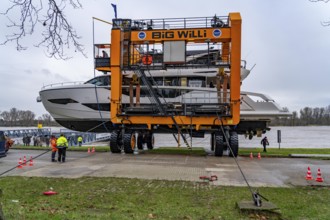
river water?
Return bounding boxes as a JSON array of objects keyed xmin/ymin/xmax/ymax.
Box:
[{"xmin": 1, "ymin": 126, "xmax": 329, "ymax": 149}]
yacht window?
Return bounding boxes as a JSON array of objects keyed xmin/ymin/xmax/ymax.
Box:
[
  {"xmin": 48, "ymin": 99, "xmax": 78, "ymax": 104},
  {"xmin": 82, "ymin": 103, "xmax": 110, "ymax": 111},
  {"xmin": 164, "ymin": 77, "xmax": 179, "ymax": 86},
  {"xmin": 172, "ymin": 78, "xmax": 179, "ymax": 86},
  {"xmin": 164, "ymin": 79, "xmax": 171, "ymax": 86},
  {"xmin": 159, "ymin": 88, "xmax": 180, "ymax": 98},
  {"xmin": 85, "ymin": 76, "xmax": 110, "ymax": 86},
  {"xmin": 188, "ymin": 79, "xmax": 203, "ymax": 87},
  {"xmin": 85, "ymin": 77, "xmax": 99, "ymax": 85},
  {"xmin": 103, "ymin": 76, "xmax": 110, "ymax": 85},
  {"xmin": 187, "ymin": 77, "xmax": 205, "ymax": 87},
  {"xmin": 153, "ymin": 77, "xmax": 164, "ymax": 86}
]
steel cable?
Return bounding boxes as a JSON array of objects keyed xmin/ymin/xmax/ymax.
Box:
[
  {"xmin": 216, "ymin": 112, "xmax": 268, "ymax": 205},
  {"xmin": 0, "ymin": 149, "xmax": 51, "ymax": 177}
]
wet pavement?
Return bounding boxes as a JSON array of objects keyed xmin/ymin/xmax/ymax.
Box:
[{"xmin": 0, "ymin": 149, "xmax": 329, "ymax": 187}]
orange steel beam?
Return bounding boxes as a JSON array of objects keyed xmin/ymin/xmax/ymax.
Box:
[
  {"xmin": 95, "ymin": 67, "xmax": 111, "ymax": 72},
  {"xmin": 110, "ymin": 13, "xmax": 241, "ymax": 127},
  {"xmin": 221, "ymin": 42, "xmax": 230, "ymax": 62},
  {"xmin": 115, "ymin": 116, "xmax": 233, "ymax": 131},
  {"xmin": 229, "ymin": 12, "xmax": 241, "ymax": 125},
  {"xmin": 110, "ymin": 29, "xmax": 123, "ymax": 118},
  {"xmin": 130, "ymin": 28, "xmax": 231, "ymax": 43}
]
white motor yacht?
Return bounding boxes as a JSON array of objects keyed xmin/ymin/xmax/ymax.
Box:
[{"xmin": 37, "ymin": 66, "xmax": 290, "ymax": 134}]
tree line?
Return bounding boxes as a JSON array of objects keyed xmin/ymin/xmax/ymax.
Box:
[
  {"xmin": 271, "ymin": 105, "xmax": 330, "ymax": 126},
  {"xmin": 0, "ymin": 108, "xmax": 59, "ymax": 127}
]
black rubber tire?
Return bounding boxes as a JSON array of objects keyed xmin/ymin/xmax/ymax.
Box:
[
  {"xmin": 137, "ymin": 133, "xmax": 144, "ymax": 150},
  {"xmin": 146, "ymin": 133, "xmax": 154, "ymax": 150},
  {"xmin": 210, "ymin": 132, "xmax": 215, "ymax": 151},
  {"xmin": 214, "ymin": 132, "xmax": 224, "ymax": 157},
  {"xmin": 229, "ymin": 131, "xmax": 239, "ymax": 157},
  {"xmin": 123, "ymin": 132, "xmax": 136, "ymax": 154},
  {"xmin": 110, "ymin": 130, "xmax": 121, "ymax": 153}
]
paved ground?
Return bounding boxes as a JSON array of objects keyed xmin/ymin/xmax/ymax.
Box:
[{"xmin": 0, "ymin": 149, "xmax": 329, "ymax": 187}]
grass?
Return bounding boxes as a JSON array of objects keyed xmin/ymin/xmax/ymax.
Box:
[
  {"xmin": 3, "ymin": 146, "xmax": 330, "ymax": 219},
  {"xmin": 239, "ymin": 148, "xmax": 330, "ymax": 157},
  {"xmin": 0, "ymin": 176, "xmax": 329, "ymax": 220}
]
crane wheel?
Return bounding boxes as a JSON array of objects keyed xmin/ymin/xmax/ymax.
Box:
[
  {"xmin": 214, "ymin": 132, "xmax": 224, "ymax": 157},
  {"xmin": 146, "ymin": 133, "xmax": 154, "ymax": 150},
  {"xmin": 229, "ymin": 131, "xmax": 239, "ymax": 157},
  {"xmin": 123, "ymin": 131, "xmax": 136, "ymax": 154},
  {"xmin": 137, "ymin": 133, "xmax": 144, "ymax": 150},
  {"xmin": 110, "ymin": 130, "xmax": 122, "ymax": 153},
  {"xmin": 210, "ymin": 132, "xmax": 215, "ymax": 151}
]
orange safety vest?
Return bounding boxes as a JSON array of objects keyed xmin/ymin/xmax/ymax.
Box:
[
  {"xmin": 50, "ymin": 138, "xmax": 57, "ymax": 152},
  {"xmin": 5, "ymin": 138, "xmax": 14, "ymax": 150}
]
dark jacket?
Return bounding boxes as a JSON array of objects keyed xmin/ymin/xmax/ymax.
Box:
[{"xmin": 261, "ymin": 137, "xmax": 269, "ymax": 146}]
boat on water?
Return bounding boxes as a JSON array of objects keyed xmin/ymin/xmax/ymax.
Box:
[{"xmin": 37, "ymin": 64, "xmax": 290, "ymax": 135}]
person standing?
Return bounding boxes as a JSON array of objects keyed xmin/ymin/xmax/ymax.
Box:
[
  {"xmin": 56, "ymin": 134, "xmax": 68, "ymax": 163},
  {"xmin": 77, "ymin": 136, "xmax": 83, "ymax": 147},
  {"xmin": 102, "ymin": 50, "xmax": 109, "ymax": 58},
  {"xmin": 260, "ymin": 136, "xmax": 269, "ymax": 152},
  {"xmin": 4, "ymin": 136, "xmax": 14, "ymax": 153},
  {"xmin": 33, "ymin": 136, "xmax": 37, "ymax": 146},
  {"xmin": 45, "ymin": 135, "xmax": 50, "ymax": 147},
  {"xmin": 50, "ymin": 135, "xmax": 58, "ymax": 162}
]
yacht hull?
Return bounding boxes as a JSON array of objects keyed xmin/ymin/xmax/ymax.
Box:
[{"xmin": 39, "ymin": 84, "xmax": 290, "ymax": 133}]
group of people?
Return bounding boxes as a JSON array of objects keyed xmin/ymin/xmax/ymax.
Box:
[
  {"xmin": 22, "ymin": 136, "xmax": 31, "ymax": 146},
  {"xmin": 22, "ymin": 135, "xmax": 50, "ymax": 147},
  {"xmin": 49, "ymin": 134, "xmax": 83, "ymax": 162},
  {"xmin": 50, "ymin": 134, "xmax": 69, "ymax": 163},
  {"xmin": 33, "ymin": 135, "xmax": 50, "ymax": 147}
]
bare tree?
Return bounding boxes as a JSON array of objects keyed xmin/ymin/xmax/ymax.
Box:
[
  {"xmin": 19, "ymin": 110, "xmax": 36, "ymax": 126},
  {"xmin": 42, "ymin": 113, "xmax": 53, "ymax": 125},
  {"xmin": 0, "ymin": 108, "xmax": 19, "ymax": 126},
  {"xmin": 291, "ymin": 111, "xmax": 298, "ymax": 126},
  {"xmin": 310, "ymin": 0, "xmax": 330, "ymax": 26},
  {"xmin": 10, "ymin": 108, "xmax": 20, "ymax": 126},
  {"xmin": 1, "ymin": 0, "xmax": 86, "ymax": 60},
  {"xmin": 0, "ymin": 111, "xmax": 11, "ymax": 126},
  {"xmin": 300, "ymin": 107, "xmax": 313, "ymax": 125}
]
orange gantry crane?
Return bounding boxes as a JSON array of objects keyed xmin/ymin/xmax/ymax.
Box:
[{"xmin": 95, "ymin": 13, "xmax": 242, "ymax": 157}]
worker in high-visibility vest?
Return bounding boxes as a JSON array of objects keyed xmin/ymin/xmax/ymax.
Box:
[
  {"xmin": 56, "ymin": 134, "xmax": 68, "ymax": 163},
  {"xmin": 77, "ymin": 136, "xmax": 83, "ymax": 147},
  {"xmin": 50, "ymin": 135, "xmax": 57, "ymax": 162}
]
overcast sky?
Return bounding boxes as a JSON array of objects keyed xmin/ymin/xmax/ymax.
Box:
[{"xmin": 0, "ymin": 0, "xmax": 330, "ymax": 117}]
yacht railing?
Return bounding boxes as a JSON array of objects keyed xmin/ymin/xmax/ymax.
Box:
[{"xmin": 41, "ymin": 81, "xmax": 84, "ymax": 90}]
